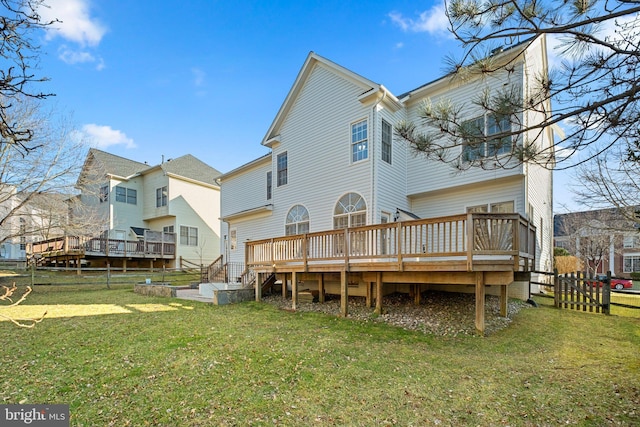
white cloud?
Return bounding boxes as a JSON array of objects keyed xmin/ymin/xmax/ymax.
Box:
[
  {"xmin": 79, "ymin": 124, "xmax": 136, "ymax": 149},
  {"xmin": 39, "ymin": 0, "xmax": 107, "ymax": 46},
  {"xmin": 39, "ymin": 0, "xmax": 107, "ymax": 69},
  {"xmin": 389, "ymin": 3, "xmax": 450, "ymax": 36}
]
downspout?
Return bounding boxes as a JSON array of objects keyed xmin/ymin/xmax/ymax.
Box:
[{"xmin": 370, "ymin": 88, "xmax": 387, "ymax": 224}]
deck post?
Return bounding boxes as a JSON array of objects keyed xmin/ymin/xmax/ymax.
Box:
[
  {"xmin": 282, "ymin": 273, "xmax": 287, "ymax": 299},
  {"xmin": 340, "ymin": 270, "xmax": 348, "ymax": 317},
  {"xmin": 123, "ymin": 258, "xmax": 127, "ymax": 273},
  {"xmin": 374, "ymin": 272, "xmax": 382, "ymax": 315},
  {"xmin": 475, "ymin": 272, "xmax": 485, "ymax": 335},
  {"xmin": 255, "ymin": 272, "xmax": 262, "ymax": 302},
  {"xmin": 291, "ymin": 271, "xmax": 298, "ymax": 310},
  {"xmin": 366, "ymin": 281, "xmax": 372, "ymax": 308},
  {"xmin": 500, "ymin": 284, "xmax": 508, "ymax": 317},
  {"xmin": 318, "ymin": 273, "xmax": 325, "ymax": 303}
]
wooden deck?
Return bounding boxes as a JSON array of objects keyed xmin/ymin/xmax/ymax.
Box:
[
  {"xmin": 28, "ymin": 231, "xmax": 176, "ymax": 268},
  {"xmin": 246, "ymin": 213, "xmax": 536, "ymax": 334}
]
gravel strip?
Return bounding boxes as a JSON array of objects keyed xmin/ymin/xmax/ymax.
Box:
[{"xmin": 262, "ymin": 291, "xmax": 530, "ymax": 337}]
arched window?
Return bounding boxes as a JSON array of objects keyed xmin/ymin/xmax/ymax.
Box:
[
  {"xmin": 285, "ymin": 205, "xmax": 310, "ymax": 236},
  {"xmin": 333, "ymin": 193, "xmax": 366, "ymax": 229}
]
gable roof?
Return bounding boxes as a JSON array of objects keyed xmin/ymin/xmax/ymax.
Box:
[
  {"xmin": 86, "ymin": 148, "xmax": 150, "ymax": 179},
  {"xmin": 78, "ymin": 149, "xmax": 220, "ymax": 187},
  {"xmin": 261, "ymin": 51, "xmax": 401, "ymax": 147},
  {"xmin": 158, "ymin": 154, "xmax": 222, "ymax": 186}
]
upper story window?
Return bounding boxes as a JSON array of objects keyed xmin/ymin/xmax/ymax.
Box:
[
  {"xmin": 180, "ymin": 226, "xmax": 198, "ymax": 246},
  {"xmin": 382, "ymin": 120, "xmax": 392, "ymax": 164},
  {"xmin": 115, "ymin": 186, "xmax": 137, "ymax": 205},
  {"xmin": 461, "ymin": 115, "xmax": 513, "ymax": 162},
  {"xmin": 99, "ymin": 185, "xmax": 109, "ymax": 203},
  {"xmin": 285, "ymin": 205, "xmax": 310, "ymax": 236},
  {"xmin": 351, "ymin": 119, "xmax": 368, "ymax": 162},
  {"xmin": 624, "ymin": 236, "xmax": 640, "ymax": 248},
  {"xmin": 156, "ymin": 186, "xmax": 168, "ymax": 207},
  {"xmin": 163, "ymin": 225, "xmax": 174, "ymax": 233},
  {"xmin": 277, "ymin": 152, "xmax": 288, "ymax": 187},
  {"xmin": 334, "ymin": 193, "xmax": 367, "ymax": 229},
  {"xmin": 267, "ymin": 171, "xmax": 272, "ymax": 200}
]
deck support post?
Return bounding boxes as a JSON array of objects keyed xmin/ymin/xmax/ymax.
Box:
[
  {"xmin": 318, "ymin": 273, "xmax": 325, "ymax": 303},
  {"xmin": 366, "ymin": 281, "xmax": 372, "ymax": 308},
  {"xmin": 282, "ymin": 273, "xmax": 287, "ymax": 299},
  {"xmin": 414, "ymin": 284, "xmax": 421, "ymax": 305},
  {"xmin": 291, "ymin": 271, "xmax": 298, "ymax": 310},
  {"xmin": 475, "ymin": 272, "xmax": 485, "ymax": 336},
  {"xmin": 340, "ymin": 270, "xmax": 348, "ymax": 317},
  {"xmin": 76, "ymin": 256, "xmax": 81, "ymax": 275},
  {"xmin": 123, "ymin": 258, "xmax": 127, "ymax": 273},
  {"xmin": 500, "ymin": 285, "xmax": 508, "ymax": 317},
  {"xmin": 374, "ymin": 272, "xmax": 382, "ymax": 315},
  {"xmin": 255, "ymin": 272, "xmax": 262, "ymax": 302}
]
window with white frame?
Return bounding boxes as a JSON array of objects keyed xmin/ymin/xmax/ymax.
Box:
[
  {"xmin": 467, "ymin": 201, "xmax": 514, "ymax": 213},
  {"xmin": 115, "ymin": 186, "xmax": 137, "ymax": 205},
  {"xmin": 623, "ymin": 236, "xmax": 640, "ymax": 248},
  {"xmin": 156, "ymin": 186, "xmax": 167, "ymax": 207},
  {"xmin": 230, "ymin": 229, "xmax": 237, "ymax": 251},
  {"xmin": 382, "ymin": 119, "xmax": 392, "ymax": 164},
  {"xmin": 163, "ymin": 225, "xmax": 174, "ymax": 233},
  {"xmin": 461, "ymin": 114, "xmax": 513, "ymax": 161},
  {"xmin": 266, "ymin": 171, "xmax": 272, "ymax": 200},
  {"xmin": 277, "ymin": 152, "xmax": 288, "ymax": 186},
  {"xmin": 99, "ymin": 185, "xmax": 109, "ymax": 203},
  {"xmin": 180, "ymin": 226, "xmax": 198, "ymax": 246},
  {"xmin": 334, "ymin": 193, "xmax": 367, "ymax": 229},
  {"xmin": 351, "ymin": 119, "xmax": 368, "ymax": 162},
  {"xmin": 285, "ymin": 205, "xmax": 310, "ymax": 236},
  {"xmin": 624, "ymin": 255, "xmax": 640, "ymax": 273}
]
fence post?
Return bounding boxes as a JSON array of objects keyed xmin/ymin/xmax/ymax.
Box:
[
  {"xmin": 603, "ymin": 271, "xmax": 611, "ymax": 315},
  {"xmin": 553, "ymin": 269, "xmax": 559, "ymax": 308},
  {"xmin": 106, "ymin": 263, "xmax": 111, "ymax": 289}
]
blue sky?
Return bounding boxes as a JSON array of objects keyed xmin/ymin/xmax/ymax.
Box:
[{"xmin": 34, "ymin": 0, "xmax": 577, "ymax": 211}]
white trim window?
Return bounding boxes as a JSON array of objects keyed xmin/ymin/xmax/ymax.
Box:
[
  {"xmin": 266, "ymin": 171, "xmax": 272, "ymax": 200},
  {"xmin": 285, "ymin": 205, "xmax": 310, "ymax": 236},
  {"xmin": 381, "ymin": 119, "xmax": 392, "ymax": 164},
  {"xmin": 624, "ymin": 254, "xmax": 640, "ymax": 273},
  {"xmin": 461, "ymin": 115, "xmax": 513, "ymax": 162},
  {"xmin": 99, "ymin": 185, "xmax": 109, "ymax": 203},
  {"xmin": 115, "ymin": 186, "xmax": 137, "ymax": 205},
  {"xmin": 334, "ymin": 193, "xmax": 367, "ymax": 229},
  {"xmin": 180, "ymin": 226, "xmax": 198, "ymax": 246},
  {"xmin": 156, "ymin": 186, "xmax": 168, "ymax": 207},
  {"xmin": 277, "ymin": 152, "xmax": 288, "ymax": 187},
  {"xmin": 351, "ymin": 119, "xmax": 368, "ymax": 162}
]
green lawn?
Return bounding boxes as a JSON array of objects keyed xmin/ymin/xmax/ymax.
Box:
[{"xmin": 1, "ymin": 285, "xmax": 639, "ymax": 426}]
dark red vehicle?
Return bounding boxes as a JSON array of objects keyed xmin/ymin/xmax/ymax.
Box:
[{"xmin": 593, "ymin": 275, "xmax": 633, "ymax": 290}]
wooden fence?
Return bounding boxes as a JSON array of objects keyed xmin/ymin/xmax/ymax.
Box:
[{"xmin": 554, "ymin": 271, "xmax": 611, "ymax": 314}]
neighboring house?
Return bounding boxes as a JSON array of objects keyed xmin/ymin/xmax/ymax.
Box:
[
  {"xmin": 0, "ymin": 185, "xmax": 57, "ymax": 263},
  {"xmin": 554, "ymin": 207, "xmax": 640, "ymax": 277},
  {"xmin": 31, "ymin": 149, "xmax": 222, "ymax": 269},
  {"xmin": 219, "ymin": 33, "xmax": 553, "ymax": 322}
]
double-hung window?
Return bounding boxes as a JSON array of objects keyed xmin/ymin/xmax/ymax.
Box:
[
  {"xmin": 351, "ymin": 119, "xmax": 368, "ymax": 162},
  {"xmin": 381, "ymin": 120, "xmax": 392, "ymax": 164},
  {"xmin": 180, "ymin": 226, "xmax": 198, "ymax": 246},
  {"xmin": 267, "ymin": 171, "xmax": 272, "ymax": 200},
  {"xmin": 115, "ymin": 186, "xmax": 137, "ymax": 205},
  {"xmin": 99, "ymin": 185, "xmax": 109, "ymax": 203},
  {"xmin": 156, "ymin": 186, "xmax": 167, "ymax": 207},
  {"xmin": 462, "ymin": 115, "xmax": 513, "ymax": 161},
  {"xmin": 277, "ymin": 152, "xmax": 288, "ymax": 187}
]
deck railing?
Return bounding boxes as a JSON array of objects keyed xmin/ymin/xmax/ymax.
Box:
[
  {"xmin": 246, "ymin": 213, "xmax": 536, "ymax": 272},
  {"xmin": 28, "ymin": 231, "xmax": 176, "ymax": 259}
]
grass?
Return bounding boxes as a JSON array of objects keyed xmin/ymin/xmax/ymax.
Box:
[{"xmin": 1, "ymin": 284, "xmax": 639, "ymax": 426}]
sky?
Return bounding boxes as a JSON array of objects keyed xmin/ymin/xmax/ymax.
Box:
[{"xmin": 31, "ymin": 0, "xmax": 579, "ymax": 212}]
